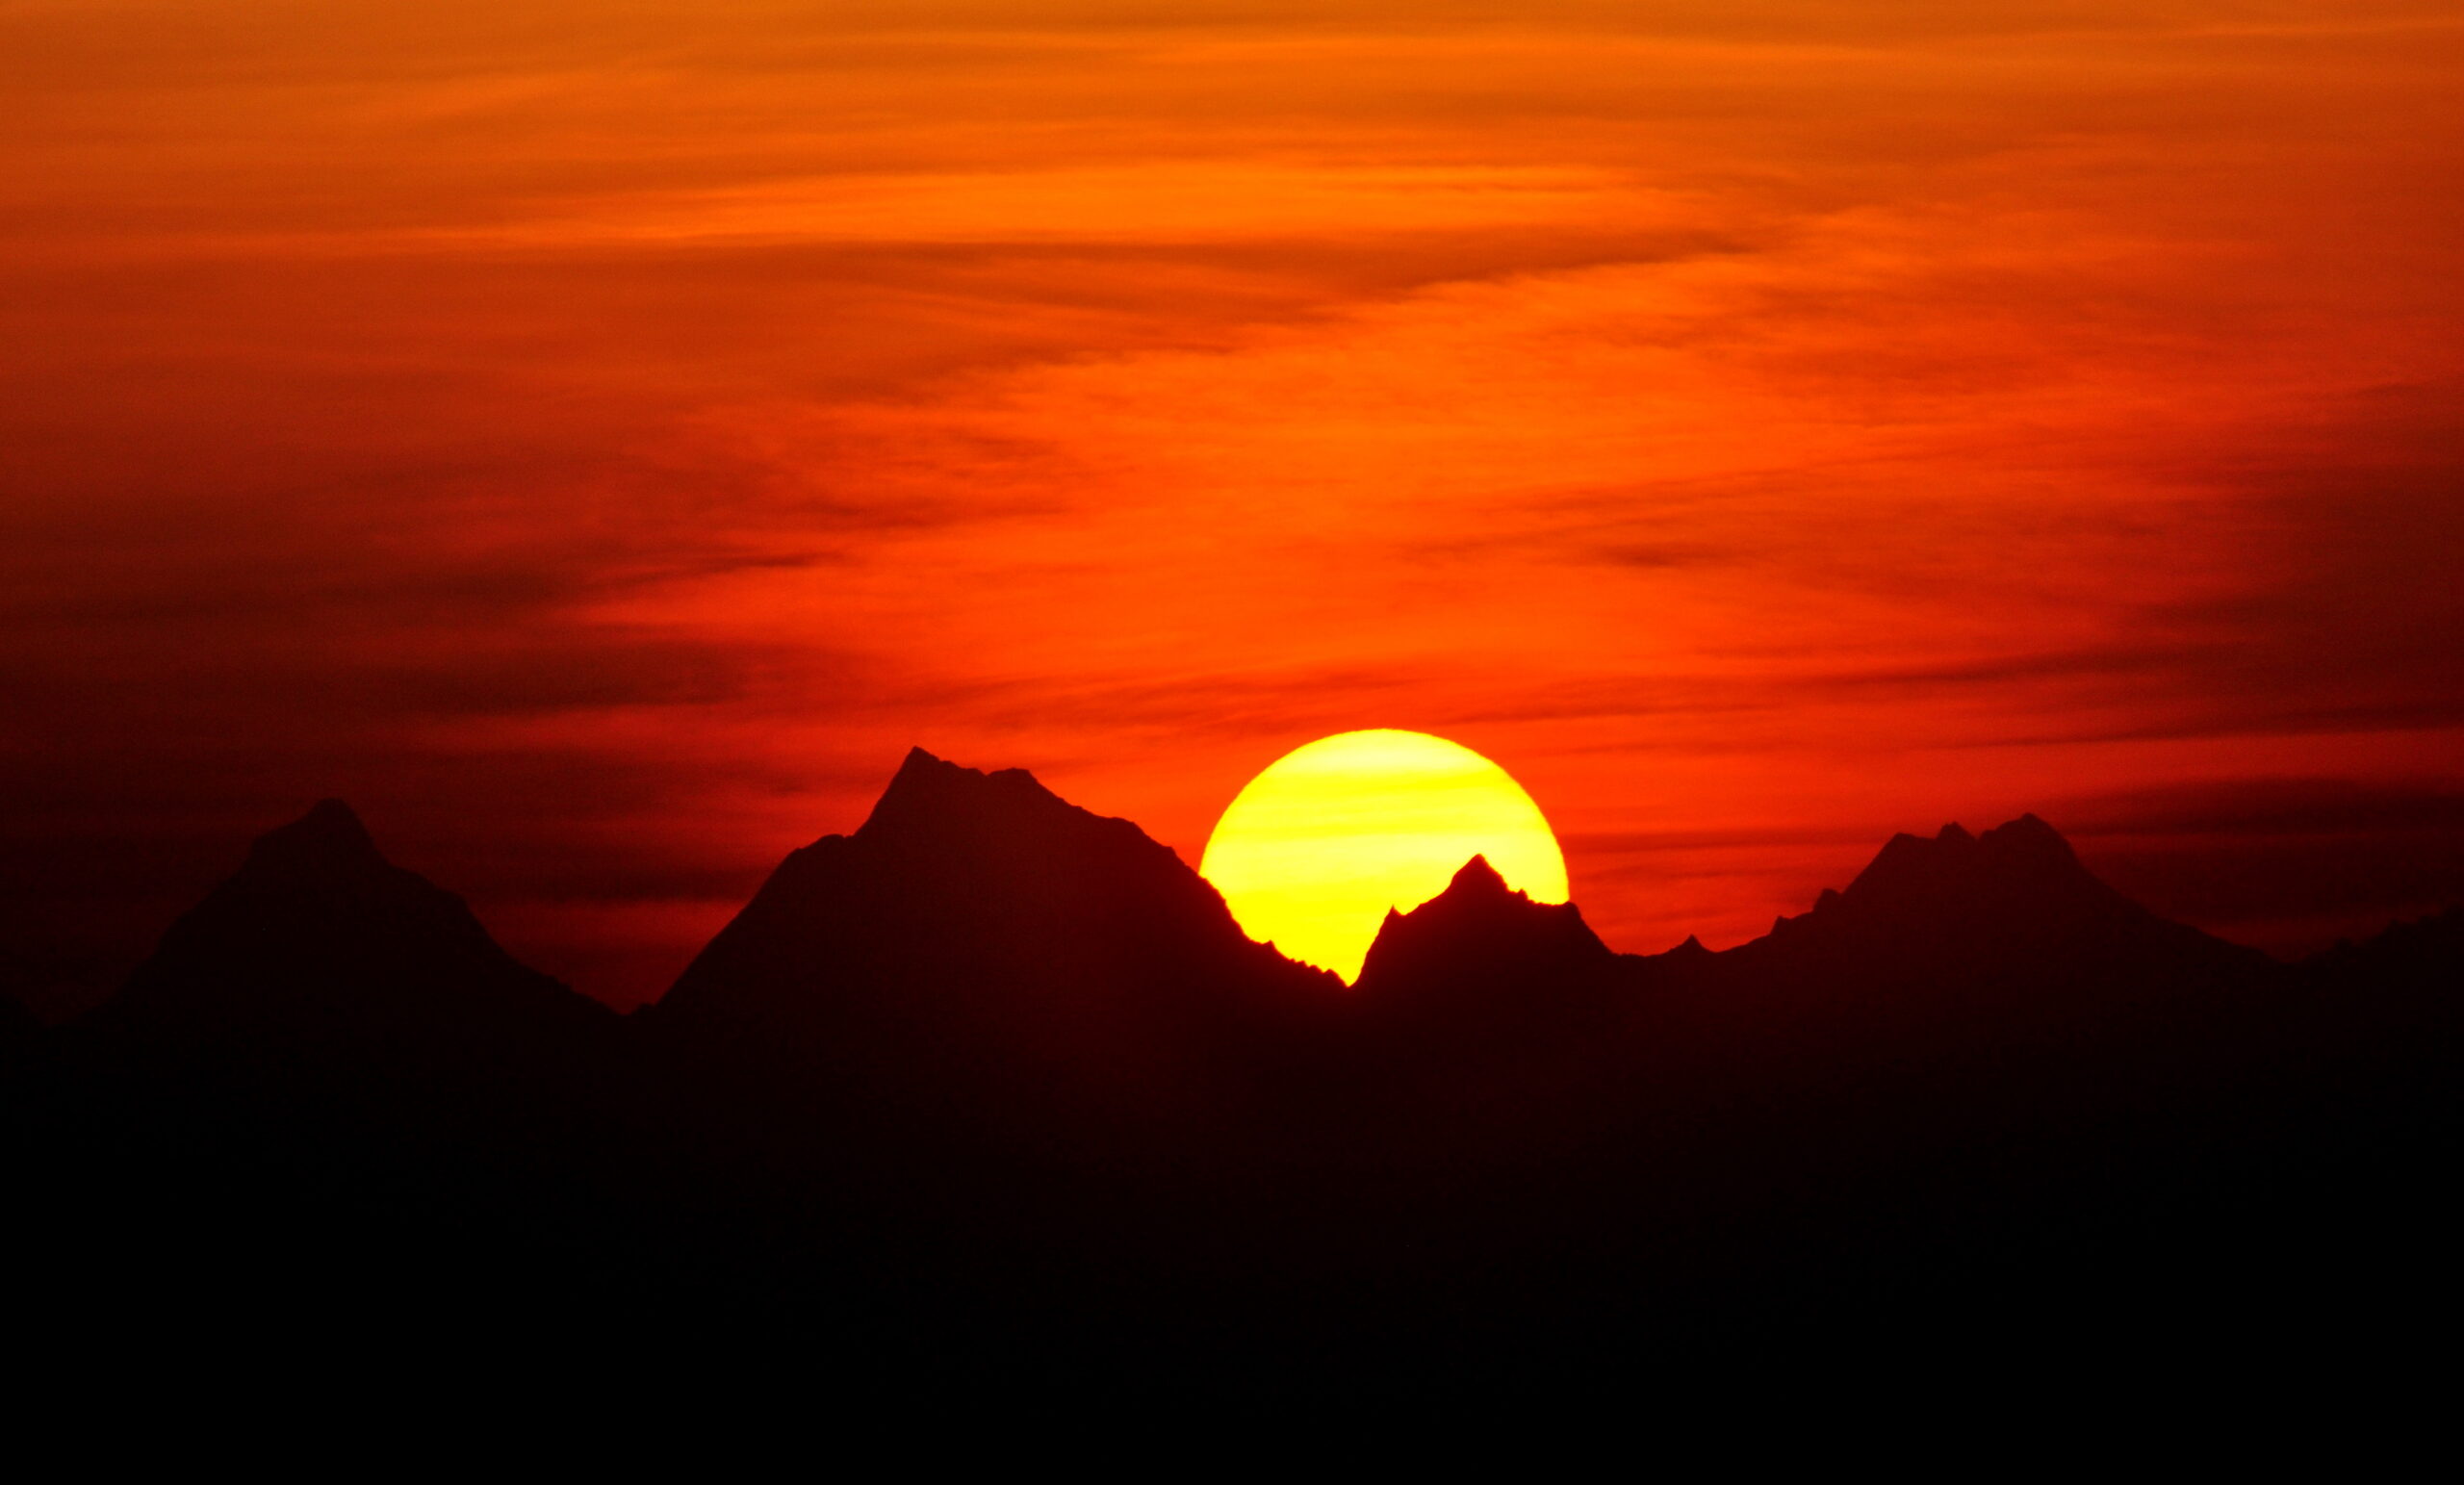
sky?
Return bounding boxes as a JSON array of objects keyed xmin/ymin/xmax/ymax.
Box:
[{"xmin": 5, "ymin": 1, "xmax": 2460, "ymax": 1011}]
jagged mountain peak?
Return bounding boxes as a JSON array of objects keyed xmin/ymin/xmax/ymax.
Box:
[
  {"xmin": 858, "ymin": 747, "xmax": 1076, "ymax": 838},
  {"xmin": 1354, "ymin": 856, "xmax": 1615, "ymax": 995},
  {"xmin": 652, "ymin": 747, "xmax": 1335, "ymax": 1067},
  {"xmin": 1373, "ymin": 855, "xmax": 1559, "ymax": 937},
  {"xmin": 1440, "ymin": 854, "xmax": 1510, "ymax": 899},
  {"xmin": 1841, "ymin": 812, "xmax": 2090, "ymax": 909},
  {"xmin": 1749, "ymin": 810, "xmax": 2260, "ymax": 981}
]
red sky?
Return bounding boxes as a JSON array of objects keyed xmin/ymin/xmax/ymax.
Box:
[{"xmin": 6, "ymin": 1, "xmax": 2460, "ymax": 1011}]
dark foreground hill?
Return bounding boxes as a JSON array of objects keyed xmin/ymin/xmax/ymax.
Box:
[{"xmin": 7, "ymin": 754, "xmax": 2458, "ymax": 1402}]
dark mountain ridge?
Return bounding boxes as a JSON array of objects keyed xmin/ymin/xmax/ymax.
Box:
[
  {"xmin": 647, "ymin": 748, "xmax": 1338, "ymax": 1139},
  {"xmin": 18, "ymin": 800, "xmax": 629, "ymax": 1341},
  {"xmin": 1356, "ymin": 854, "xmax": 1621, "ymax": 999},
  {"xmin": 1734, "ymin": 813, "xmax": 2266, "ymax": 983},
  {"xmin": 1335, "ymin": 857, "xmax": 1633, "ymax": 1130},
  {"xmin": 7, "ymin": 750, "xmax": 2457, "ymax": 1397},
  {"xmin": 657, "ymin": 749, "xmax": 1330, "ymax": 1026},
  {"xmin": 94, "ymin": 798, "xmax": 609, "ymax": 1059}
]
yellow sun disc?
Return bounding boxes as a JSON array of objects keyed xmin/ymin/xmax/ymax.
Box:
[{"xmin": 1199, "ymin": 730, "xmax": 1569, "ymax": 983}]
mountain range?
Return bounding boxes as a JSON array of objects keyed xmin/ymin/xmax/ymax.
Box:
[{"xmin": 7, "ymin": 748, "xmax": 2457, "ymax": 1398}]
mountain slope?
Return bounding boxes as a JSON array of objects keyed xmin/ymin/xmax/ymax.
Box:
[
  {"xmin": 92, "ymin": 799, "xmax": 607, "ymax": 1056},
  {"xmin": 1721, "ymin": 813, "xmax": 2268, "ymax": 995},
  {"xmin": 14, "ymin": 771, "xmax": 2456, "ymax": 1395},
  {"xmin": 649, "ymin": 748, "xmax": 1337, "ymax": 1099},
  {"xmin": 1355, "ymin": 855, "xmax": 1619, "ymax": 1000}
]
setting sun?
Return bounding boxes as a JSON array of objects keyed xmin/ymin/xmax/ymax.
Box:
[{"xmin": 1199, "ymin": 730, "xmax": 1569, "ymax": 983}]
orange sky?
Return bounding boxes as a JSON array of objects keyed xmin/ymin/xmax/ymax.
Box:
[{"xmin": 5, "ymin": 2, "xmax": 2460, "ymax": 1010}]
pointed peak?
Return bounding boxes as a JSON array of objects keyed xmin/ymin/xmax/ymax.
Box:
[
  {"xmin": 886, "ymin": 746, "xmax": 962, "ymax": 792},
  {"xmin": 1369, "ymin": 854, "xmax": 1587, "ymax": 940},
  {"xmin": 1937, "ymin": 822, "xmax": 1975, "ymax": 845},
  {"xmin": 897, "ymin": 743, "xmax": 947, "ymax": 770},
  {"xmin": 860, "ymin": 747, "xmax": 1069, "ymax": 838},
  {"xmin": 243, "ymin": 799, "xmax": 386, "ymax": 877},
  {"xmin": 1446, "ymin": 854, "xmax": 1512, "ymax": 897},
  {"xmin": 1355, "ymin": 856, "xmax": 1612, "ymax": 992}
]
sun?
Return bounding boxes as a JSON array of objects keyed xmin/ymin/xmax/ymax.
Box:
[{"xmin": 1199, "ymin": 730, "xmax": 1569, "ymax": 983}]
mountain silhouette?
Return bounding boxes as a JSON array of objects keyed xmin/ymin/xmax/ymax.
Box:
[
  {"xmin": 91, "ymin": 799, "xmax": 608, "ymax": 1060},
  {"xmin": 1606, "ymin": 811, "xmax": 2283, "ymax": 1114},
  {"xmin": 1730, "ymin": 813, "xmax": 2265, "ymax": 987},
  {"xmin": 1598, "ymin": 814, "xmax": 2278, "ymax": 1121},
  {"xmin": 1341, "ymin": 812, "xmax": 2263, "ymax": 1100},
  {"xmin": 1356, "ymin": 855, "xmax": 1618, "ymax": 997},
  {"xmin": 1344, "ymin": 855, "xmax": 1629, "ymax": 1091},
  {"xmin": 27, "ymin": 801, "xmax": 624, "ymax": 1344},
  {"xmin": 9, "ymin": 754, "xmax": 2456, "ymax": 1400},
  {"xmin": 650, "ymin": 748, "xmax": 1336, "ymax": 1118}
]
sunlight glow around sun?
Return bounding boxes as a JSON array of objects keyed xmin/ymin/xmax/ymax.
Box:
[{"xmin": 1199, "ymin": 730, "xmax": 1570, "ymax": 984}]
